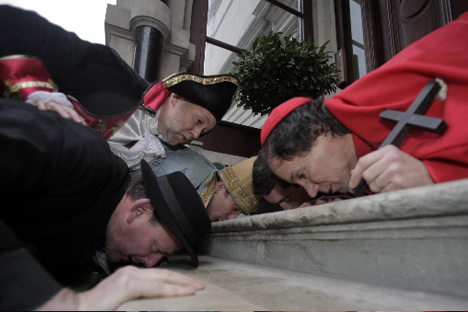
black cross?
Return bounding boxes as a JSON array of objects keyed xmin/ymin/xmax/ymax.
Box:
[{"xmin": 349, "ymin": 80, "xmax": 448, "ymax": 197}]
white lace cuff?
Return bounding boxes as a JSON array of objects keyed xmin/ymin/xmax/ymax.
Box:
[
  {"xmin": 109, "ymin": 129, "xmax": 166, "ymax": 170},
  {"xmin": 26, "ymin": 91, "xmax": 74, "ymax": 108}
]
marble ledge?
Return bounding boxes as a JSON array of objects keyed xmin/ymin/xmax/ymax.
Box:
[{"xmin": 211, "ymin": 178, "xmax": 468, "ymax": 232}]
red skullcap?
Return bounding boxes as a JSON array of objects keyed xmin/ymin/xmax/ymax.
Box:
[{"xmin": 260, "ymin": 97, "xmax": 313, "ymax": 146}]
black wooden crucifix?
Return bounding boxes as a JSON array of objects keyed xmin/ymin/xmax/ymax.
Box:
[{"xmin": 348, "ymin": 79, "xmax": 448, "ymax": 197}]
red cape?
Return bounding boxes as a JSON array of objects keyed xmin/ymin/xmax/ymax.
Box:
[{"xmin": 325, "ymin": 12, "xmax": 468, "ymax": 184}]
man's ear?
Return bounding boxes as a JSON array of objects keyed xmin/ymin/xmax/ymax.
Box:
[
  {"xmin": 170, "ymin": 93, "xmax": 182, "ymax": 106},
  {"xmin": 127, "ymin": 198, "xmax": 154, "ymax": 223},
  {"xmin": 215, "ymin": 181, "xmax": 225, "ymax": 192}
]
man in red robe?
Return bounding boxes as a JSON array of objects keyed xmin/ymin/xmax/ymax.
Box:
[{"xmin": 260, "ymin": 11, "xmax": 468, "ymax": 198}]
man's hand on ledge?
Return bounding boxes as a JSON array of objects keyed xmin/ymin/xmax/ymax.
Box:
[
  {"xmin": 37, "ymin": 266, "xmax": 204, "ymax": 311},
  {"xmin": 349, "ymin": 145, "xmax": 434, "ymax": 194}
]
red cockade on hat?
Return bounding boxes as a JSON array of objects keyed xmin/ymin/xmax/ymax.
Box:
[
  {"xmin": 260, "ymin": 96, "xmax": 313, "ymax": 146},
  {"xmin": 142, "ymin": 81, "xmax": 171, "ymax": 113}
]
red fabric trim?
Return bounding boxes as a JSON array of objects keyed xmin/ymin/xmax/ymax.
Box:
[
  {"xmin": 143, "ymin": 82, "xmax": 171, "ymax": 112},
  {"xmin": 0, "ymin": 56, "xmax": 56, "ymax": 100},
  {"xmin": 71, "ymin": 99, "xmax": 134, "ymax": 139}
]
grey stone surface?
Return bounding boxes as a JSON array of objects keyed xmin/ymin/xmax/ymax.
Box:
[
  {"xmin": 118, "ymin": 256, "xmax": 468, "ymax": 310},
  {"xmin": 197, "ymin": 179, "xmax": 468, "ymax": 298},
  {"xmin": 211, "ymin": 178, "xmax": 468, "ymax": 232}
]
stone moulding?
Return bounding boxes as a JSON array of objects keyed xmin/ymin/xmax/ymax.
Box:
[{"xmin": 210, "ymin": 178, "xmax": 468, "ymax": 232}]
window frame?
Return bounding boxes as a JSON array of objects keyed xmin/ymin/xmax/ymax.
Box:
[{"xmin": 190, "ymin": 0, "xmax": 313, "ymax": 75}]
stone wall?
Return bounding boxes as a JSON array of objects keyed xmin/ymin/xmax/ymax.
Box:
[
  {"xmin": 105, "ymin": 0, "xmax": 195, "ymax": 80},
  {"xmin": 198, "ymin": 178, "xmax": 468, "ymax": 299}
]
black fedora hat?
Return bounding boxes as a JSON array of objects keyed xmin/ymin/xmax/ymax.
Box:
[
  {"xmin": 162, "ymin": 73, "xmax": 239, "ymax": 121},
  {"xmin": 140, "ymin": 159, "xmax": 211, "ymax": 267}
]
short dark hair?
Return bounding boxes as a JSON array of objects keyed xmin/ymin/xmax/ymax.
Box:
[
  {"xmin": 253, "ymin": 149, "xmax": 291, "ymax": 195},
  {"xmin": 263, "ymin": 98, "xmax": 350, "ymax": 161},
  {"xmin": 126, "ymin": 175, "xmax": 147, "ymax": 200},
  {"xmin": 126, "ymin": 175, "xmax": 159, "ymax": 224},
  {"xmin": 252, "ymin": 149, "xmax": 277, "ymax": 195}
]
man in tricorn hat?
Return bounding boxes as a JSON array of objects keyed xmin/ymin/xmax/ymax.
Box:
[
  {"xmin": 0, "ymin": 99, "xmax": 211, "ymax": 309},
  {"xmin": 260, "ymin": 11, "xmax": 468, "ymax": 198},
  {"xmin": 0, "ymin": 5, "xmax": 239, "ymax": 169},
  {"xmin": 107, "ymin": 72, "xmax": 239, "ymax": 169}
]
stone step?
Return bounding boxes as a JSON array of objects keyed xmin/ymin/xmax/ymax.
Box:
[
  {"xmin": 117, "ymin": 179, "xmax": 468, "ymax": 310},
  {"xmin": 196, "ymin": 178, "xmax": 468, "ymax": 301},
  {"xmin": 118, "ymin": 255, "xmax": 468, "ymax": 310}
]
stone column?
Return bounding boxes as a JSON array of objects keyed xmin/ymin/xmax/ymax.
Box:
[
  {"xmin": 132, "ymin": 25, "xmax": 164, "ymax": 82},
  {"xmin": 105, "ymin": 0, "xmax": 174, "ymax": 81},
  {"xmin": 129, "ymin": 0, "xmax": 171, "ymax": 82}
]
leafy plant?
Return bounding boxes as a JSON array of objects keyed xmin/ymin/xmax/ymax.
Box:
[{"xmin": 233, "ymin": 31, "xmax": 339, "ymax": 116}]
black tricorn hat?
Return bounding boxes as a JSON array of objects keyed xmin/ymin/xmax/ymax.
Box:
[
  {"xmin": 162, "ymin": 73, "xmax": 239, "ymax": 121},
  {"xmin": 140, "ymin": 159, "xmax": 211, "ymax": 267}
]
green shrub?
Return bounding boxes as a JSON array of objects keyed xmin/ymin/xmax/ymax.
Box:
[{"xmin": 233, "ymin": 31, "xmax": 339, "ymax": 116}]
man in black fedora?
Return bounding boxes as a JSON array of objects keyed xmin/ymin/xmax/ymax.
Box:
[
  {"xmin": 0, "ymin": 5, "xmax": 239, "ymax": 170},
  {"xmin": 0, "ymin": 99, "xmax": 211, "ymax": 310}
]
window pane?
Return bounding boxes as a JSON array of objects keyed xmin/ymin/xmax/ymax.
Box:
[
  {"xmin": 205, "ymin": 0, "xmax": 300, "ymax": 74},
  {"xmin": 207, "ymin": 0, "xmax": 299, "ymax": 48},
  {"xmin": 352, "ymin": 45, "xmax": 366, "ymax": 79},
  {"xmin": 349, "ymin": 0, "xmax": 367, "ymax": 78},
  {"xmin": 207, "ymin": 0, "xmax": 261, "ymax": 47},
  {"xmin": 205, "ymin": 0, "xmax": 302, "ymax": 127},
  {"xmin": 274, "ymin": 0, "xmax": 300, "ymax": 12},
  {"xmin": 204, "ymin": 42, "xmax": 239, "ymax": 75}
]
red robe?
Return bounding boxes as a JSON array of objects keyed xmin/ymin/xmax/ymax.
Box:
[{"xmin": 325, "ymin": 11, "xmax": 468, "ymax": 184}]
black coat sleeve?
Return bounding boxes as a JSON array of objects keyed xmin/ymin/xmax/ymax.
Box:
[
  {"xmin": 0, "ymin": 99, "xmax": 124, "ymax": 198},
  {"xmin": 0, "ymin": 220, "xmax": 62, "ymax": 311},
  {"xmin": 0, "ymin": 5, "xmax": 149, "ymax": 118},
  {"xmin": 0, "ymin": 98, "xmax": 130, "ymax": 283}
]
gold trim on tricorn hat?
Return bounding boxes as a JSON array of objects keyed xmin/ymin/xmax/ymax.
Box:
[
  {"xmin": 0, "ymin": 55, "xmax": 41, "ymax": 61},
  {"xmin": 162, "ymin": 72, "xmax": 239, "ymax": 121},
  {"xmin": 218, "ymin": 157, "xmax": 263, "ymax": 214}
]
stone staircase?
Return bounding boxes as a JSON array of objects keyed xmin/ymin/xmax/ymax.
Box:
[{"xmin": 118, "ymin": 179, "xmax": 468, "ymax": 310}]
